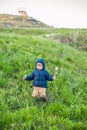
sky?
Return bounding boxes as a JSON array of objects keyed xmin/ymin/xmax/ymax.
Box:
[{"xmin": 0, "ymin": 0, "xmax": 87, "ymax": 28}]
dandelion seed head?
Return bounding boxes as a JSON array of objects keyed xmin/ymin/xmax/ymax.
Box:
[{"xmin": 55, "ymin": 67, "xmax": 58, "ymax": 71}]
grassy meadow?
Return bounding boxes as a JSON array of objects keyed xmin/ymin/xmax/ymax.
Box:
[{"xmin": 0, "ymin": 28, "xmax": 87, "ymax": 130}]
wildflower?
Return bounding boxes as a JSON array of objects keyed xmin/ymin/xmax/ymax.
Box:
[
  {"xmin": 26, "ymin": 62, "xmax": 29, "ymax": 65},
  {"xmin": 54, "ymin": 66, "xmax": 58, "ymax": 76},
  {"xmin": 55, "ymin": 67, "xmax": 58, "ymax": 71}
]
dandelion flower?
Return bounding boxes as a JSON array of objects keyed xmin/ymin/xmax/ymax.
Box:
[{"xmin": 55, "ymin": 67, "xmax": 58, "ymax": 71}]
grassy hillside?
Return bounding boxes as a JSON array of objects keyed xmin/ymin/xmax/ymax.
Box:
[
  {"xmin": 0, "ymin": 28, "xmax": 87, "ymax": 130},
  {"xmin": 43, "ymin": 28, "xmax": 87, "ymax": 51},
  {"xmin": 0, "ymin": 14, "xmax": 50, "ymax": 28}
]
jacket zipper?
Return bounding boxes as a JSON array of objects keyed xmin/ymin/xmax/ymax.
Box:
[{"xmin": 38, "ymin": 70, "xmax": 40, "ymax": 85}]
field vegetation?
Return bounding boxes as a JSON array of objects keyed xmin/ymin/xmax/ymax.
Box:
[{"xmin": 0, "ymin": 28, "xmax": 87, "ymax": 130}]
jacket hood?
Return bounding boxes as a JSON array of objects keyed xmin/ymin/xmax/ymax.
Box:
[{"xmin": 36, "ymin": 58, "xmax": 45, "ymax": 69}]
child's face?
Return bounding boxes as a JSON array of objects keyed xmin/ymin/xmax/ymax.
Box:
[{"xmin": 37, "ymin": 63, "xmax": 43, "ymax": 70}]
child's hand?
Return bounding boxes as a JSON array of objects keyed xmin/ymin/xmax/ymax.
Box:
[
  {"xmin": 23, "ymin": 75, "xmax": 27, "ymax": 80},
  {"xmin": 53, "ymin": 76, "xmax": 56, "ymax": 80}
]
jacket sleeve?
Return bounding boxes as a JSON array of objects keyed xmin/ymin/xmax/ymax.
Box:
[
  {"xmin": 25, "ymin": 71, "xmax": 34, "ymax": 80},
  {"xmin": 45, "ymin": 71, "xmax": 54, "ymax": 81}
]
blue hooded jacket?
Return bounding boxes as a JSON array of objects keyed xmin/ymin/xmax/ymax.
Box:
[{"xmin": 25, "ymin": 58, "xmax": 54, "ymax": 88}]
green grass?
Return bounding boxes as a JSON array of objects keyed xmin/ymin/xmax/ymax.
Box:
[
  {"xmin": 49, "ymin": 28, "xmax": 87, "ymax": 51},
  {"xmin": 0, "ymin": 28, "xmax": 87, "ymax": 130}
]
